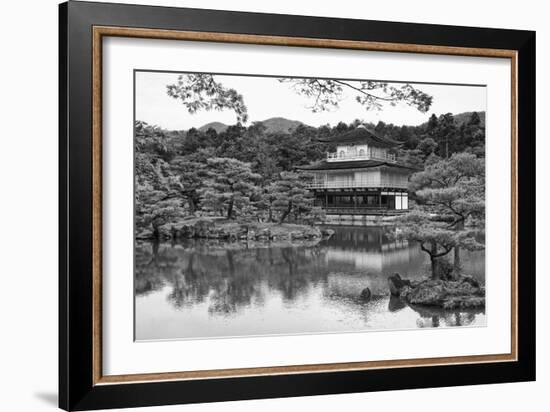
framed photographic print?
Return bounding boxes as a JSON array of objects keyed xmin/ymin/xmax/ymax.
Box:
[{"xmin": 59, "ymin": 1, "xmax": 535, "ymax": 410}]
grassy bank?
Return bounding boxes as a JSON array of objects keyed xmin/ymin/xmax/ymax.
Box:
[{"xmin": 137, "ymin": 216, "xmax": 334, "ymax": 242}]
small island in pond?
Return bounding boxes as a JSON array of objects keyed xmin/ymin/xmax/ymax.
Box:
[{"xmin": 134, "ymin": 71, "xmax": 486, "ymax": 340}]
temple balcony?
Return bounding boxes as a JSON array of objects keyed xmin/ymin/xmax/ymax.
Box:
[
  {"xmin": 322, "ymin": 207, "xmax": 409, "ymax": 216},
  {"xmin": 308, "ymin": 180, "xmax": 408, "ymax": 190},
  {"xmin": 326, "ymin": 151, "xmax": 397, "ymax": 163}
]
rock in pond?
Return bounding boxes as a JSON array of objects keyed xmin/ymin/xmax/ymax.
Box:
[
  {"xmin": 398, "ymin": 275, "xmax": 485, "ymax": 310},
  {"xmin": 360, "ymin": 287, "xmax": 372, "ymax": 301},
  {"xmin": 388, "ymin": 273, "xmax": 411, "ymax": 296}
]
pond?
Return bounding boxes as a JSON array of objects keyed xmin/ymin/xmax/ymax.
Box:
[{"xmin": 135, "ymin": 225, "xmax": 486, "ymax": 341}]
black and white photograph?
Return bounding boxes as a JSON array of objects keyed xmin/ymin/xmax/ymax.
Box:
[
  {"xmin": 0, "ymin": 0, "xmax": 542, "ymax": 410},
  {"xmin": 134, "ymin": 71, "xmax": 487, "ymax": 341}
]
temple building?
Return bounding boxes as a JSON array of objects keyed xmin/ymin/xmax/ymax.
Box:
[{"xmin": 298, "ymin": 125, "xmax": 415, "ymax": 216}]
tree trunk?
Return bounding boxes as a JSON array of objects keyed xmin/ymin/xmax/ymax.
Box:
[
  {"xmin": 152, "ymin": 221, "xmax": 160, "ymax": 240},
  {"xmin": 430, "ymin": 241, "xmax": 440, "ymax": 280},
  {"xmin": 227, "ymin": 199, "xmax": 234, "ymax": 219},
  {"xmin": 279, "ymin": 203, "xmax": 292, "ymax": 223},
  {"xmin": 452, "ymin": 219, "xmax": 464, "ymax": 278},
  {"xmin": 430, "ymin": 256, "xmax": 439, "ymax": 280},
  {"xmin": 453, "ymin": 245, "xmax": 461, "ymax": 278},
  {"xmin": 187, "ymin": 196, "xmax": 196, "ymax": 214}
]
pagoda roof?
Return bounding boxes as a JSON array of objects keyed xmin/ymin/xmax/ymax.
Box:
[
  {"xmin": 297, "ymin": 159, "xmax": 417, "ymax": 172},
  {"xmin": 319, "ymin": 125, "xmax": 402, "ymax": 147}
]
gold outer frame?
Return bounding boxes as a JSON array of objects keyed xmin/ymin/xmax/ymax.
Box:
[{"xmin": 92, "ymin": 26, "xmax": 518, "ymax": 386}]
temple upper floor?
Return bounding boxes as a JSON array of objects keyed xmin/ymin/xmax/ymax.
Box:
[
  {"xmin": 319, "ymin": 124, "xmax": 401, "ymax": 163},
  {"xmin": 309, "ymin": 168, "xmax": 409, "ymax": 190},
  {"xmin": 326, "ymin": 144, "xmax": 396, "ymax": 163}
]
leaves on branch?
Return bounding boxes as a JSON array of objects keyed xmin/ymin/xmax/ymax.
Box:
[
  {"xmin": 278, "ymin": 78, "xmax": 433, "ymax": 113},
  {"xmin": 167, "ymin": 74, "xmax": 249, "ymax": 123},
  {"xmin": 166, "ymin": 75, "xmax": 433, "ymax": 122}
]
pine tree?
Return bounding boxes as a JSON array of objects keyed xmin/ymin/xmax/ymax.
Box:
[
  {"xmin": 410, "ymin": 152, "xmax": 485, "ymax": 226},
  {"xmin": 396, "ymin": 153, "xmax": 485, "ymax": 279},
  {"xmin": 468, "ymin": 111, "xmax": 481, "ymax": 126},
  {"xmin": 433, "ymin": 113, "xmax": 458, "ymax": 158},
  {"xmin": 198, "ymin": 157, "xmax": 261, "ymax": 219},
  {"xmin": 397, "ymin": 211, "xmax": 458, "ymax": 279},
  {"xmin": 135, "ymin": 186, "xmax": 184, "ymax": 237},
  {"xmin": 426, "ymin": 113, "xmax": 439, "ymax": 133},
  {"xmin": 135, "ymin": 121, "xmax": 183, "ymax": 235},
  {"xmin": 270, "ymin": 172, "xmax": 324, "ymax": 223},
  {"xmin": 169, "ymin": 149, "xmax": 212, "ymax": 213}
]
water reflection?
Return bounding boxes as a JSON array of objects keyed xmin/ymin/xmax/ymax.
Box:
[{"xmin": 135, "ymin": 226, "xmax": 485, "ymax": 340}]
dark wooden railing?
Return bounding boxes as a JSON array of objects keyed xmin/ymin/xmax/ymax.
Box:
[{"xmin": 323, "ymin": 207, "xmax": 408, "ymax": 216}]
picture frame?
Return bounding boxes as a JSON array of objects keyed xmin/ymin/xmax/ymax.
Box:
[{"xmin": 59, "ymin": 1, "xmax": 535, "ymax": 410}]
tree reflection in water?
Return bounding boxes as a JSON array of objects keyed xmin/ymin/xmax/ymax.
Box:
[
  {"xmin": 135, "ymin": 226, "xmax": 486, "ymax": 337},
  {"xmin": 136, "ymin": 241, "xmax": 331, "ymax": 316},
  {"xmin": 410, "ymin": 304, "xmax": 482, "ymax": 328}
]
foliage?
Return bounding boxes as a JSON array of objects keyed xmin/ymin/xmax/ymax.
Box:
[
  {"xmin": 417, "ymin": 137, "xmax": 438, "ymax": 157},
  {"xmin": 278, "ymin": 78, "xmax": 433, "ymax": 113},
  {"xmin": 398, "ymin": 211, "xmax": 457, "ymax": 255},
  {"xmin": 421, "ymin": 112, "xmax": 485, "ymax": 159},
  {"xmin": 269, "ymin": 172, "xmax": 324, "ymax": 223},
  {"xmin": 135, "ymin": 186, "xmax": 184, "ymax": 236},
  {"xmin": 410, "ymin": 152, "xmax": 485, "ymax": 226},
  {"xmin": 135, "ymin": 121, "xmax": 184, "ymax": 234},
  {"xmin": 395, "ymin": 153, "xmax": 485, "ymax": 279},
  {"xmin": 134, "ymin": 109, "xmax": 485, "ymax": 239},
  {"xmin": 166, "ymin": 74, "xmax": 248, "ymax": 123},
  {"xmin": 198, "ymin": 157, "xmax": 262, "ymax": 219},
  {"xmin": 168, "ymin": 150, "xmax": 211, "ymax": 213},
  {"xmin": 167, "ymin": 75, "xmax": 433, "ymax": 124}
]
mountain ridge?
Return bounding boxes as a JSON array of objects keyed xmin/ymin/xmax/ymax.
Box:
[
  {"xmin": 196, "ymin": 111, "xmax": 486, "ymax": 134},
  {"xmin": 198, "ymin": 117, "xmax": 304, "ymax": 134}
]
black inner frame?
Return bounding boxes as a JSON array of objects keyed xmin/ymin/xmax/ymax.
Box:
[{"xmin": 59, "ymin": 1, "xmax": 536, "ymax": 410}]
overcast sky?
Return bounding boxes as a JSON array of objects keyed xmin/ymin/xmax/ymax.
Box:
[{"xmin": 135, "ymin": 71, "xmax": 486, "ymax": 130}]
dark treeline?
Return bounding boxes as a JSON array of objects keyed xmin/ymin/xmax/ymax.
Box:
[
  {"xmin": 135, "ymin": 112, "xmax": 485, "ymax": 237},
  {"xmin": 144, "ymin": 111, "xmax": 484, "ymax": 174}
]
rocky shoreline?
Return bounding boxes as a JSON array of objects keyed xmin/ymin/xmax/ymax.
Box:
[
  {"xmin": 137, "ymin": 217, "xmax": 335, "ymax": 242},
  {"xmin": 387, "ymin": 273, "xmax": 485, "ymax": 310}
]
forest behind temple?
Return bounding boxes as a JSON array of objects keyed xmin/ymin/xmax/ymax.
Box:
[{"xmin": 137, "ymin": 110, "xmax": 485, "ymax": 182}]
